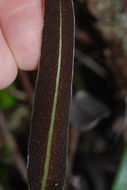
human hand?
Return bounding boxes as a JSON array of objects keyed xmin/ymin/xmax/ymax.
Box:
[{"xmin": 0, "ymin": 0, "xmax": 44, "ymax": 89}]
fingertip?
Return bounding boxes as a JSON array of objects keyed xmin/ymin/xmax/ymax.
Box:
[
  {"xmin": 17, "ymin": 55, "xmax": 39, "ymax": 71},
  {"xmin": 0, "ymin": 63, "xmax": 18, "ymax": 90}
]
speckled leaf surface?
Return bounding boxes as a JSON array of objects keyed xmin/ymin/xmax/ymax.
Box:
[{"xmin": 27, "ymin": 0, "xmax": 75, "ymax": 189}]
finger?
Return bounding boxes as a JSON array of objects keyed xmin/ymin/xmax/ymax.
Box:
[
  {"xmin": 0, "ymin": 0, "xmax": 44, "ymax": 70},
  {"xmin": 0, "ymin": 28, "xmax": 18, "ymax": 90}
]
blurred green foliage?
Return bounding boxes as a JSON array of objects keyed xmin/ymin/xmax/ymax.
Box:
[
  {"xmin": 0, "ymin": 166, "xmax": 10, "ymax": 190},
  {"xmin": 0, "ymin": 84, "xmax": 17, "ymax": 111},
  {"xmin": 112, "ymin": 145, "xmax": 127, "ymax": 190},
  {"xmin": 1, "ymin": 144, "xmax": 12, "ymax": 157}
]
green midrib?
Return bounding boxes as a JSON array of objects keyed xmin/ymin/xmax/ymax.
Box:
[{"xmin": 41, "ymin": 2, "xmax": 62, "ymax": 190}]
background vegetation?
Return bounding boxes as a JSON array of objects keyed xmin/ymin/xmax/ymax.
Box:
[{"xmin": 1, "ymin": 0, "xmax": 127, "ymax": 189}]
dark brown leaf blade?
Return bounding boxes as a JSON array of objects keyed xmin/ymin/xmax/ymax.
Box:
[{"xmin": 27, "ymin": 0, "xmax": 75, "ymax": 190}]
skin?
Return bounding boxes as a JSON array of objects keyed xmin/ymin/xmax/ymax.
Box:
[{"xmin": 0, "ymin": 0, "xmax": 44, "ymax": 89}]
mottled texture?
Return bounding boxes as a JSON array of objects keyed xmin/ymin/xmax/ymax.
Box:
[{"xmin": 27, "ymin": 0, "xmax": 75, "ymax": 190}]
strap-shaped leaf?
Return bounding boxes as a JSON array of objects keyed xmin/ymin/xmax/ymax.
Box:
[{"xmin": 27, "ymin": 0, "xmax": 75, "ymax": 189}]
